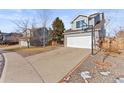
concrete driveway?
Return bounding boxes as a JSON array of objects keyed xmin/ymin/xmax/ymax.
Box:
[{"xmin": 26, "ymin": 47, "xmax": 90, "ymax": 83}]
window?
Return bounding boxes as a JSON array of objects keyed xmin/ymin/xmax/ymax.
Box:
[
  {"xmin": 76, "ymin": 20, "xmax": 87, "ymax": 28},
  {"xmin": 76, "ymin": 21, "xmax": 80, "ymax": 28},
  {"xmin": 80, "ymin": 20, "xmax": 87, "ymax": 27}
]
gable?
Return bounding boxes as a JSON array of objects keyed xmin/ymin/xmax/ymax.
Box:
[
  {"xmin": 71, "ymin": 15, "xmax": 88, "ymax": 23},
  {"xmin": 71, "ymin": 15, "xmax": 89, "ymax": 30}
]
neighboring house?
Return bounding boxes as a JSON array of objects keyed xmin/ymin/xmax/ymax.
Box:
[
  {"xmin": 19, "ymin": 27, "xmax": 49, "ymax": 47},
  {"xmin": 64, "ymin": 13, "xmax": 105, "ymax": 49},
  {"xmin": 0, "ymin": 32, "xmax": 22, "ymax": 45}
]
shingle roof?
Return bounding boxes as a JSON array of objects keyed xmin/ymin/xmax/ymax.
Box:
[
  {"xmin": 71, "ymin": 15, "xmax": 88, "ymax": 23},
  {"xmin": 71, "ymin": 13, "xmax": 103, "ymax": 23}
]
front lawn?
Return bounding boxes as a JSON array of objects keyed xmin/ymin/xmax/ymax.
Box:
[{"xmin": 5, "ymin": 46, "xmax": 58, "ymax": 57}]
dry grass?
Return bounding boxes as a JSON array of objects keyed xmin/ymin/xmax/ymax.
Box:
[
  {"xmin": 94, "ymin": 61, "xmax": 112, "ymax": 70},
  {"xmin": 5, "ymin": 46, "xmax": 58, "ymax": 57},
  {"xmin": 0, "ymin": 45, "xmax": 9, "ymax": 48},
  {"xmin": 0, "ymin": 44, "xmax": 20, "ymax": 49},
  {"xmin": 0, "ymin": 45, "xmax": 18, "ymax": 48}
]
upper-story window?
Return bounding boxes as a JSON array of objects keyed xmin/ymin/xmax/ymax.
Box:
[
  {"xmin": 80, "ymin": 20, "xmax": 86, "ymax": 27},
  {"xmin": 76, "ymin": 21, "xmax": 80, "ymax": 28},
  {"xmin": 76, "ymin": 20, "xmax": 87, "ymax": 28}
]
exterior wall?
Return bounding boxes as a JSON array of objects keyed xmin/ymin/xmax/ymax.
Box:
[
  {"xmin": 19, "ymin": 40, "xmax": 29, "ymax": 47},
  {"xmin": 30, "ymin": 28, "xmax": 49, "ymax": 46},
  {"xmin": 26, "ymin": 29, "xmax": 31, "ymax": 37},
  {"xmin": 23, "ymin": 29, "xmax": 33, "ymax": 38},
  {"xmin": 100, "ymin": 13, "xmax": 104, "ymax": 21},
  {"xmin": 21, "ymin": 28, "xmax": 49, "ymax": 46},
  {"xmin": 94, "ymin": 31, "xmax": 99, "ymax": 48},
  {"xmin": 99, "ymin": 27, "xmax": 106, "ymax": 38},
  {"xmin": 89, "ymin": 18, "xmax": 95, "ymax": 26},
  {"xmin": 64, "ymin": 35, "xmax": 67, "ymax": 47},
  {"xmin": 71, "ymin": 16, "xmax": 88, "ymax": 30}
]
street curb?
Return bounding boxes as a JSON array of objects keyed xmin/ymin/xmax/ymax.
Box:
[
  {"xmin": 58, "ymin": 53, "xmax": 91, "ymax": 83},
  {"xmin": 0, "ymin": 53, "xmax": 8, "ymax": 83}
]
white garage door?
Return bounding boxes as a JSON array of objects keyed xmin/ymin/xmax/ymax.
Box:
[{"xmin": 67, "ymin": 36, "xmax": 91, "ymax": 49}]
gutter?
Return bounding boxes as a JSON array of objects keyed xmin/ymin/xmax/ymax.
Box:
[{"xmin": 64, "ymin": 29, "xmax": 100, "ymax": 35}]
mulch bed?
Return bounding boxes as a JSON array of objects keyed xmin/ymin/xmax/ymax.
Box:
[{"xmin": 62, "ymin": 51, "xmax": 124, "ymax": 83}]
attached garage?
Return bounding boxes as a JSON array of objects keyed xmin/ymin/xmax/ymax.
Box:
[
  {"xmin": 67, "ymin": 35, "xmax": 91, "ymax": 48},
  {"xmin": 64, "ymin": 32, "xmax": 92, "ymax": 49},
  {"xmin": 64, "ymin": 13, "xmax": 105, "ymax": 49}
]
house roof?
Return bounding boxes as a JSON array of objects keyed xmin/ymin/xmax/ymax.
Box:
[
  {"xmin": 71, "ymin": 13, "xmax": 103, "ymax": 23},
  {"xmin": 71, "ymin": 15, "xmax": 88, "ymax": 23},
  {"xmin": 23, "ymin": 27, "xmax": 48, "ymax": 33},
  {"xmin": 71, "ymin": 12, "xmax": 101, "ymax": 23},
  {"xmin": 89, "ymin": 13, "xmax": 99, "ymax": 18},
  {"xmin": 19, "ymin": 37, "xmax": 31, "ymax": 41}
]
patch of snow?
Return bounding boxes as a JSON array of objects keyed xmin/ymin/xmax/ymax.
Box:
[
  {"xmin": 80, "ymin": 71, "xmax": 92, "ymax": 83},
  {"xmin": 80, "ymin": 71, "xmax": 92, "ymax": 79},
  {"xmin": 100, "ymin": 71, "xmax": 110, "ymax": 76}
]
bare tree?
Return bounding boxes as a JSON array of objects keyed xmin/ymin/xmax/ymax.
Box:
[
  {"xmin": 37, "ymin": 9, "xmax": 50, "ymax": 47},
  {"xmin": 12, "ymin": 10, "xmax": 51, "ymax": 48},
  {"xmin": 12, "ymin": 18, "xmax": 30, "ymax": 32},
  {"xmin": 12, "ymin": 18, "xmax": 32, "ymax": 48},
  {"xmin": 12, "ymin": 15, "xmax": 40, "ymax": 47},
  {"xmin": 31, "ymin": 17, "xmax": 37, "ymax": 29}
]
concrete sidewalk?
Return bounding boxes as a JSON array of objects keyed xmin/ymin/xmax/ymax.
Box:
[
  {"xmin": 1, "ymin": 52, "xmax": 43, "ymax": 83},
  {"xmin": 26, "ymin": 47, "xmax": 90, "ymax": 83},
  {"xmin": 0, "ymin": 47, "xmax": 90, "ymax": 83}
]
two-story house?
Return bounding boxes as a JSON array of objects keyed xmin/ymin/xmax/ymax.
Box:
[
  {"xmin": 19, "ymin": 27, "xmax": 49, "ymax": 47},
  {"xmin": 64, "ymin": 13, "xmax": 105, "ymax": 49}
]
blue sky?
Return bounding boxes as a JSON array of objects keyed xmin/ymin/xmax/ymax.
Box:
[{"xmin": 0, "ymin": 9, "xmax": 124, "ymax": 36}]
